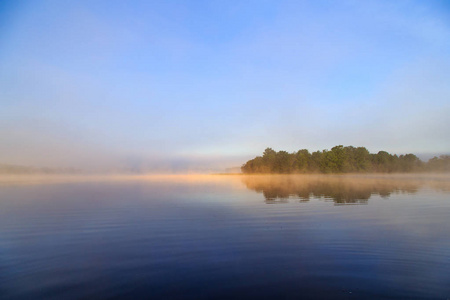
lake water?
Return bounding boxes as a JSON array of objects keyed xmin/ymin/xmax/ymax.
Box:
[{"xmin": 0, "ymin": 174, "xmax": 449, "ymax": 299}]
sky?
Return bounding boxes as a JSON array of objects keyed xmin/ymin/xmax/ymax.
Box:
[{"xmin": 1, "ymin": 0, "xmax": 450, "ymax": 172}]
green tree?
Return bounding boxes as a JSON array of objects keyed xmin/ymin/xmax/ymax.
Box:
[
  {"xmin": 294, "ymin": 149, "xmax": 310, "ymax": 173},
  {"xmin": 274, "ymin": 151, "xmax": 293, "ymax": 173},
  {"xmin": 262, "ymin": 148, "xmax": 277, "ymax": 172},
  {"xmin": 309, "ymin": 151, "xmax": 323, "ymax": 173}
]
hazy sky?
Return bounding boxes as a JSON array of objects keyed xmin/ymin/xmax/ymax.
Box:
[{"xmin": 1, "ymin": 0, "xmax": 450, "ymax": 171}]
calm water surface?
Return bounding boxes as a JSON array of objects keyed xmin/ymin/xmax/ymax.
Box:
[{"xmin": 0, "ymin": 174, "xmax": 449, "ymax": 299}]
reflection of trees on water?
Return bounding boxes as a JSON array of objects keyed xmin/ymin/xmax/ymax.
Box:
[{"xmin": 241, "ymin": 175, "xmax": 422, "ymax": 205}]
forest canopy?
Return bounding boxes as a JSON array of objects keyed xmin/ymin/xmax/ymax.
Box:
[{"xmin": 241, "ymin": 146, "xmax": 450, "ymax": 174}]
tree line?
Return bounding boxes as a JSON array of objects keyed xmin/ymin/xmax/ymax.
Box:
[
  {"xmin": 0, "ymin": 164, "xmax": 80, "ymax": 174},
  {"xmin": 241, "ymin": 146, "xmax": 450, "ymax": 174}
]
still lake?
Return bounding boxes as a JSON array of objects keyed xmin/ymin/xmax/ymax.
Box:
[{"xmin": 0, "ymin": 174, "xmax": 449, "ymax": 299}]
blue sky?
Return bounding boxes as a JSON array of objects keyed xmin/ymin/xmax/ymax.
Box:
[{"xmin": 1, "ymin": 0, "xmax": 450, "ymax": 171}]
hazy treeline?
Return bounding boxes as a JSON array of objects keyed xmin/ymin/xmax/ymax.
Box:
[
  {"xmin": 241, "ymin": 146, "xmax": 450, "ymax": 174},
  {"xmin": 0, "ymin": 164, "xmax": 81, "ymax": 175}
]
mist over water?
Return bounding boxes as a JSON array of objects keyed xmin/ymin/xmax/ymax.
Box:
[{"xmin": 0, "ymin": 174, "xmax": 449, "ymax": 299}]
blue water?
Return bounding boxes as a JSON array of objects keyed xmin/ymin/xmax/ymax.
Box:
[{"xmin": 0, "ymin": 175, "xmax": 449, "ymax": 299}]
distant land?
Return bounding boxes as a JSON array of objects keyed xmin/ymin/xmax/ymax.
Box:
[
  {"xmin": 241, "ymin": 146, "xmax": 450, "ymax": 174},
  {"xmin": 224, "ymin": 167, "xmax": 242, "ymax": 173},
  {"xmin": 0, "ymin": 164, "xmax": 81, "ymax": 175}
]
